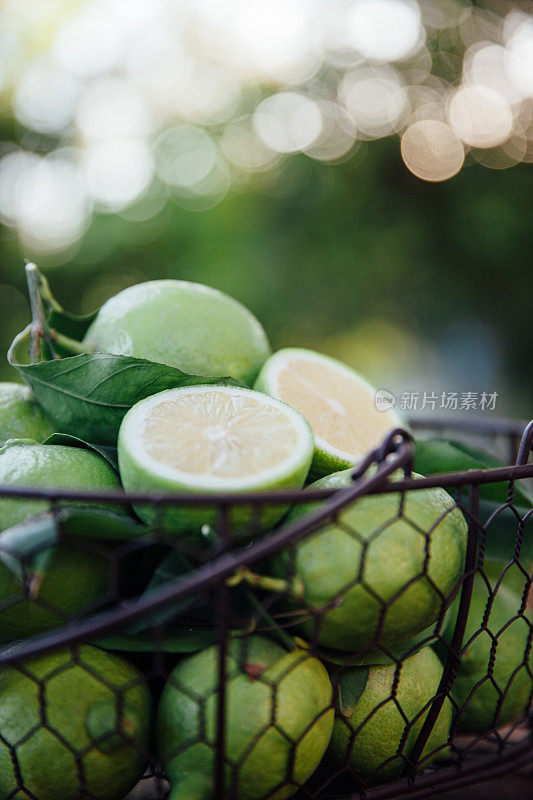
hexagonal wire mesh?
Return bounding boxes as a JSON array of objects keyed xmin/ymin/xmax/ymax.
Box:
[{"xmin": 0, "ymin": 417, "xmax": 531, "ymax": 800}]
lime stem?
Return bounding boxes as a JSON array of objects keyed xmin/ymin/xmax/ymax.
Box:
[
  {"xmin": 25, "ymin": 263, "xmax": 86, "ymax": 359},
  {"xmin": 50, "ymin": 330, "xmax": 88, "ymax": 355},
  {"xmin": 226, "ymin": 567, "xmax": 303, "ymax": 599},
  {"xmin": 244, "ymin": 589, "xmax": 296, "ymax": 652},
  {"xmin": 25, "ymin": 262, "xmax": 52, "ymax": 362},
  {"xmin": 37, "ymin": 270, "xmax": 64, "ymax": 313}
]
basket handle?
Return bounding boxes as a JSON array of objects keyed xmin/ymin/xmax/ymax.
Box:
[{"xmin": 516, "ymin": 420, "xmax": 533, "ymax": 466}]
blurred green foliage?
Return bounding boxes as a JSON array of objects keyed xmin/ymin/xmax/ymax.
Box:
[{"xmin": 0, "ymin": 137, "xmax": 531, "ymax": 416}]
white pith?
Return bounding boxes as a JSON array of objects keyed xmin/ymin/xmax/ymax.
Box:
[
  {"xmin": 263, "ymin": 348, "xmax": 402, "ymax": 463},
  {"xmin": 121, "ymin": 385, "xmax": 313, "ymax": 490}
]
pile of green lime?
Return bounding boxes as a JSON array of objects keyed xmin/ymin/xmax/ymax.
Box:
[
  {"xmin": 0, "ymin": 270, "xmax": 529, "ymax": 799},
  {"xmin": 0, "ymin": 644, "xmax": 151, "ymax": 800}
]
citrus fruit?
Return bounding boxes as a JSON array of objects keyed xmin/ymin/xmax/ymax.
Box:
[
  {"xmin": 118, "ymin": 386, "xmax": 314, "ymax": 535},
  {"xmin": 270, "ymin": 468, "xmax": 467, "ymax": 653},
  {"xmin": 82, "ymin": 279, "xmax": 271, "ymax": 385},
  {"xmin": 0, "ymin": 439, "xmax": 123, "ymax": 532},
  {"xmin": 443, "ymin": 562, "xmax": 532, "ymax": 733},
  {"xmin": 0, "ymin": 644, "xmax": 151, "ymax": 800},
  {"xmin": 328, "ymin": 645, "xmax": 452, "ymax": 784},
  {"xmin": 254, "ymin": 348, "xmax": 404, "ymax": 477},
  {"xmin": 0, "ymin": 532, "xmax": 112, "ymax": 642},
  {"xmin": 157, "ymin": 635, "xmax": 333, "ymax": 800},
  {"xmin": 0, "ymin": 383, "xmax": 54, "ymax": 445}
]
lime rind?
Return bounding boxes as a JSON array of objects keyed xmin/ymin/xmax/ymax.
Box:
[
  {"xmin": 157, "ymin": 638, "xmax": 333, "ymax": 800},
  {"xmin": 82, "ymin": 279, "xmax": 272, "ymax": 386},
  {"xmin": 0, "ymin": 645, "xmax": 150, "ymax": 800},
  {"xmin": 254, "ymin": 347, "xmax": 405, "ymax": 477},
  {"xmin": 118, "ymin": 385, "xmax": 315, "ymax": 535},
  {"xmin": 327, "ymin": 645, "xmax": 452, "ymax": 784},
  {"xmin": 119, "ymin": 385, "xmax": 314, "ymax": 492},
  {"xmin": 0, "ymin": 382, "xmax": 55, "ymax": 446},
  {"xmin": 270, "ymin": 468, "xmax": 467, "ymax": 653}
]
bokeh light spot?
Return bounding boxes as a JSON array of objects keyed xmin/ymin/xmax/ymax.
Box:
[
  {"xmin": 154, "ymin": 127, "xmax": 218, "ymax": 188},
  {"xmin": 346, "ymin": 0, "xmax": 423, "ymax": 62},
  {"xmin": 82, "ymin": 140, "xmax": 153, "ymax": 212},
  {"xmin": 17, "ymin": 151, "xmax": 92, "ymax": 252},
  {"xmin": 401, "ymin": 119, "xmax": 464, "ymax": 181},
  {"xmin": 14, "ymin": 60, "xmax": 79, "ymax": 134},
  {"xmin": 51, "ymin": 6, "xmax": 123, "ymax": 78},
  {"xmin": 339, "ymin": 65, "xmax": 408, "ymax": 139},
  {"xmin": 220, "ymin": 122, "xmax": 279, "ymax": 172},
  {"xmin": 253, "ymin": 93, "xmax": 322, "ymax": 154},
  {"xmin": 76, "ymin": 78, "xmax": 153, "ymax": 142},
  {"xmin": 448, "ymin": 85, "xmax": 513, "ymax": 148}
]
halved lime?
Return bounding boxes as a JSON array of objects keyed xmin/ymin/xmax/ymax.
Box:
[
  {"xmin": 118, "ymin": 385, "xmax": 314, "ymax": 536},
  {"xmin": 255, "ymin": 348, "xmax": 404, "ymax": 476}
]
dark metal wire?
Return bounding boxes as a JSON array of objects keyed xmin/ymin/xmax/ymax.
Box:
[
  {"xmin": 0, "ymin": 416, "xmax": 531, "ymax": 800},
  {"xmin": 0, "ymin": 438, "xmax": 412, "ymax": 664}
]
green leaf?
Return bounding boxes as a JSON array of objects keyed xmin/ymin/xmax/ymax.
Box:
[
  {"xmin": 0, "ymin": 514, "xmax": 59, "ymax": 582},
  {"xmin": 337, "ymin": 668, "xmax": 369, "ymax": 718},
  {"xmin": 479, "ymin": 497, "xmax": 533, "ymax": 563},
  {"xmin": 414, "ymin": 438, "xmax": 533, "ymax": 507},
  {"xmin": 240, "ymin": 588, "xmax": 296, "ymax": 653},
  {"xmin": 42, "ymin": 433, "xmax": 118, "ymax": 471},
  {"xmin": 55, "ymin": 506, "xmax": 147, "ymax": 541},
  {"xmin": 125, "ymin": 550, "xmax": 205, "ymax": 634},
  {"xmin": 93, "ymin": 629, "xmax": 218, "ymax": 653},
  {"xmin": 9, "ymin": 326, "xmax": 245, "ymax": 446}
]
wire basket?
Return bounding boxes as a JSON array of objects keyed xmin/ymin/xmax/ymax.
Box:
[{"xmin": 0, "ymin": 416, "xmax": 532, "ymax": 800}]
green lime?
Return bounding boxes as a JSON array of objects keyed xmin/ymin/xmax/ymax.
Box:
[
  {"xmin": 443, "ymin": 562, "xmax": 532, "ymax": 733},
  {"xmin": 118, "ymin": 386, "xmax": 314, "ymax": 535},
  {"xmin": 82, "ymin": 279, "xmax": 271, "ymax": 385},
  {"xmin": 0, "ymin": 538, "xmax": 111, "ymax": 642},
  {"xmin": 270, "ymin": 468, "xmax": 467, "ymax": 653},
  {"xmin": 316, "ymin": 608, "xmax": 455, "ymax": 668},
  {"xmin": 0, "ymin": 644, "xmax": 151, "ymax": 800},
  {"xmin": 0, "ymin": 440, "xmax": 123, "ymax": 531},
  {"xmin": 157, "ymin": 636, "xmax": 334, "ymax": 800},
  {"xmin": 328, "ymin": 645, "xmax": 452, "ymax": 784},
  {"xmin": 0, "ymin": 383, "xmax": 54, "ymax": 445},
  {"xmin": 254, "ymin": 348, "xmax": 404, "ymax": 477}
]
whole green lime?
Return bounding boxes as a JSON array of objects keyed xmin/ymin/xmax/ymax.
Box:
[
  {"xmin": 443, "ymin": 563, "xmax": 532, "ymax": 733},
  {"xmin": 0, "ymin": 539, "xmax": 111, "ymax": 642},
  {"xmin": 157, "ymin": 636, "xmax": 334, "ymax": 800},
  {"xmin": 0, "ymin": 440, "xmax": 123, "ymax": 531},
  {"xmin": 328, "ymin": 645, "xmax": 451, "ymax": 784},
  {"xmin": 270, "ymin": 469, "xmax": 467, "ymax": 653},
  {"xmin": 82, "ymin": 280, "xmax": 271, "ymax": 385},
  {"xmin": 0, "ymin": 383, "xmax": 54, "ymax": 445},
  {"xmin": 0, "ymin": 644, "xmax": 151, "ymax": 800}
]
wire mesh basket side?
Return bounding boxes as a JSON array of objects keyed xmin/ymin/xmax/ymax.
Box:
[{"xmin": 0, "ymin": 419, "xmax": 531, "ymax": 800}]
